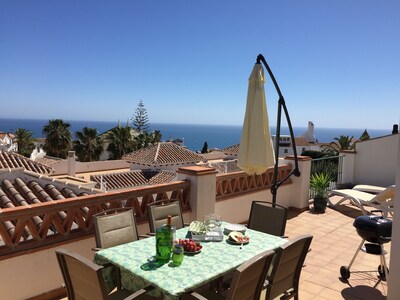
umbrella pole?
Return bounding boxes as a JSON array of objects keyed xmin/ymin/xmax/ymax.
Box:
[{"xmin": 256, "ymin": 54, "xmax": 301, "ymax": 205}]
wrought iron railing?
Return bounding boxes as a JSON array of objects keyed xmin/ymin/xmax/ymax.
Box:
[{"xmin": 309, "ymin": 155, "xmax": 344, "ymax": 197}]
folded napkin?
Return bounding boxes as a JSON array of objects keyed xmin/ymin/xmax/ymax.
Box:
[{"xmin": 188, "ymin": 221, "xmax": 208, "ymax": 235}]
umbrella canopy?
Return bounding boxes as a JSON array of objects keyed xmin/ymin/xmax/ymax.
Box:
[{"xmin": 237, "ymin": 64, "xmax": 275, "ymax": 175}]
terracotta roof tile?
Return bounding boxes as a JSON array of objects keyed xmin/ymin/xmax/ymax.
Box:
[
  {"xmin": 122, "ymin": 142, "xmax": 204, "ymax": 166},
  {"xmin": 0, "ymin": 151, "xmax": 53, "ymax": 174},
  {"xmin": 35, "ymin": 156, "xmax": 63, "ymax": 167},
  {"xmin": 90, "ymin": 170, "xmax": 176, "ymax": 191},
  {"xmin": 0, "ymin": 169, "xmax": 98, "ymax": 240},
  {"xmin": 222, "ymin": 144, "xmax": 240, "ymax": 156},
  {"xmin": 0, "ymin": 169, "xmax": 97, "ymax": 209},
  {"xmin": 198, "ymin": 160, "xmax": 241, "ymax": 174},
  {"xmin": 199, "ymin": 151, "xmax": 227, "ymax": 161}
]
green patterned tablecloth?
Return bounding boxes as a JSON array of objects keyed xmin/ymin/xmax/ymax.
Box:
[{"xmin": 94, "ymin": 222, "xmax": 286, "ymax": 299}]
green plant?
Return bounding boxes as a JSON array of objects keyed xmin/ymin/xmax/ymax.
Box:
[
  {"xmin": 310, "ymin": 173, "xmax": 332, "ymax": 198},
  {"xmin": 310, "ymin": 172, "xmax": 333, "ymax": 213}
]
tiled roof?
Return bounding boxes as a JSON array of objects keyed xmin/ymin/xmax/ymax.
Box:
[
  {"xmin": 0, "ymin": 151, "xmax": 53, "ymax": 174},
  {"xmin": 0, "ymin": 132, "xmax": 15, "ymax": 140},
  {"xmin": 222, "ymin": 144, "xmax": 240, "ymax": 156},
  {"xmin": 199, "ymin": 151, "xmax": 227, "ymax": 161},
  {"xmin": 293, "ymin": 137, "xmax": 312, "ymax": 147},
  {"xmin": 35, "ymin": 156, "xmax": 63, "ymax": 167},
  {"xmin": 90, "ymin": 170, "xmax": 176, "ymax": 191},
  {"xmin": 0, "ymin": 169, "xmax": 97, "ymax": 210},
  {"xmin": 198, "ymin": 160, "xmax": 241, "ymax": 174},
  {"xmin": 123, "ymin": 142, "xmax": 204, "ymax": 166}
]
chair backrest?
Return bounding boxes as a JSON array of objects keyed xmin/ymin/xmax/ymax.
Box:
[
  {"xmin": 56, "ymin": 248, "xmax": 107, "ymax": 300},
  {"xmin": 226, "ymin": 250, "xmax": 275, "ymax": 300},
  {"xmin": 265, "ymin": 234, "xmax": 313, "ymax": 300},
  {"xmin": 147, "ymin": 199, "xmax": 184, "ymax": 233},
  {"xmin": 375, "ymin": 185, "xmax": 395, "ymax": 203},
  {"xmin": 93, "ymin": 208, "xmax": 139, "ymax": 249},
  {"xmin": 248, "ymin": 201, "xmax": 288, "ymax": 237}
]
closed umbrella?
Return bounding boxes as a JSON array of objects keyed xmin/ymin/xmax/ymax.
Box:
[
  {"xmin": 237, "ymin": 64, "xmax": 275, "ymax": 175},
  {"xmin": 238, "ymin": 54, "xmax": 301, "ymax": 205}
]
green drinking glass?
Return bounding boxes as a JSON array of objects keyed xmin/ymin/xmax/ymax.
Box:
[{"xmin": 172, "ymin": 244, "xmax": 184, "ymax": 266}]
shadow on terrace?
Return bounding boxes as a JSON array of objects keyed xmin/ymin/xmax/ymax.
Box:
[{"xmin": 0, "ymin": 161, "xmax": 391, "ymax": 300}]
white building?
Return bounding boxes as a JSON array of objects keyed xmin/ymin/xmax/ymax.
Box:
[
  {"xmin": 0, "ymin": 132, "xmax": 17, "ymax": 152},
  {"xmin": 272, "ymin": 121, "xmax": 320, "ymax": 156}
]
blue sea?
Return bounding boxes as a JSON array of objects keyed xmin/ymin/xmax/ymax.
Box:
[{"xmin": 0, "ymin": 118, "xmax": 392, "ymax": 152}]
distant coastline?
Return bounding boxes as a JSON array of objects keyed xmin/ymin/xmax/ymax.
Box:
[{"xmin": 0, "ymin": 118, "xmax": 392, "ymax": 152}]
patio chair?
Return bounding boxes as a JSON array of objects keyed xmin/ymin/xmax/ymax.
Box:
[
  {"xmin": 182, "ymin": 250, "xmax": 275, "ymax": 300},
  {"xmin": 93, "ymin": 208, "xmax": 146, "ymax": 251},
  {"xmin": 328, "ymin": 185, "xmax": 395, "ymax": 218},
  {"xmin": 247, "ymin": 201, "xmax": 288, "ymax": 237},
  {"xmin": 55, "ymin": 248, "xmax": 155, "ymax": 300},
  {"xmin": 147, "ymin": 199, "xmax": 187, "ymax": 234},
  {"xmin": 264, "ymin": 234, "xmax": 313, "ymax": 300}
]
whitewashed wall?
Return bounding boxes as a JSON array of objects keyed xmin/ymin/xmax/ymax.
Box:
[
  {"xmin": 387, "ymin": 134, "xmax": 400, "ymax": 300},
  {"xmin": 353, "ymin": 134, "xmax": 399, "ymax": 186}
]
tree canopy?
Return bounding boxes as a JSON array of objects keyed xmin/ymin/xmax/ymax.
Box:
[
  {"xmin": 73, "ymin": 127, "xmax": 103, "ymax": 162},
  {"xmin": 43, "ymin": 119, "xmax": 72, "ymax": 158},
  {"xmin": 15, "ymin": 128, "xmax": 35, "ymax": 158},
  {"xmin": 106, "ymin": 125, "xmax": 135, "ymax": 160},
  {"xmin": 131, "ymin": 100, "xmax": 150, "ymax": 133}
]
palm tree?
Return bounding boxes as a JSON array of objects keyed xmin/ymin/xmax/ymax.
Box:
[
  {"xmin": 73, "ymin": 127, "xmax": 103, "ymax": 162},
  {"xmin": 332, "ymin": 135, "xmax": 354, "ymax": 150},
  {"xmin": 42, "ymin": 119, "xmax": 72, "ymax": 158},
  {"xmin": 106, "ymin": 125, "xmax": 135, "ymax": 159},
  {"xmin": 15, "ymin": 128, "xmax": 35, "ymax": 158},
  {"xmin": 134, "ymin": 130, "xmax": 163, "ymax": 150}
]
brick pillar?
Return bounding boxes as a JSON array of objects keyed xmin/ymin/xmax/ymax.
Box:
[
  {"xmin": 176, "ymin": 166, "xmax": 218, "ymax": 221},
  {"xmin": 283, "ymin": 156, "xmax": 312, "ymax": 211}
]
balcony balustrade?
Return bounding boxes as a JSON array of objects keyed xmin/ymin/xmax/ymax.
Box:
[{"xmin": 0, "ymin": 181, "xmax": 190, "ymax": 258}]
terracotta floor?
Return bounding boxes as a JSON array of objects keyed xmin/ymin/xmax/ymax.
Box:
[
  {"xmin": 59, "ymin": 195, "xmax": 391, "ymax": 300},
  {"xmin": 279, "ymin": 195, "xmax": 390, "ymax": 300}
]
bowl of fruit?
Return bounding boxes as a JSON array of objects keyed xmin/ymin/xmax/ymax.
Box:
[{"xmin": 178, "ymin": 239, "xmax": 203, "ymax": 255}]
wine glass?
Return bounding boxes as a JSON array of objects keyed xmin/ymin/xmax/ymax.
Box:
[{"xmin": 214, "ymin": 215, "xmax": 222, "ymax": 228}]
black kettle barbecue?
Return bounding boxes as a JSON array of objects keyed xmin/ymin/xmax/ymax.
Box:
[{"xmin": 340, "ymin": 215, "xmax": 392, "ymax": 281}]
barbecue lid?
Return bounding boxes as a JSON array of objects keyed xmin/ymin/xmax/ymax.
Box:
[{"xmin": 353, "ymin": 215, "xmax": 392, "ymax": 236}]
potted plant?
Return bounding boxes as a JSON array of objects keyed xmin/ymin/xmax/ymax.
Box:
[{"xmin": 310, "ymin": 172, "xmax": 332, "ymax": 213}]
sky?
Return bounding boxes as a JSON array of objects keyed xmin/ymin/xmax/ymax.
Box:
[{"xmin": 0, "ymin": 1, "xmax": 399, "ymax": 130}]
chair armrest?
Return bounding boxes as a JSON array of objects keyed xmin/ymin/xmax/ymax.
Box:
[
  {"xmin": 190, "ymin": 292, "xmax": 210, "ymax": 300},
  {"xmin": 181, "ymin": 292, "xmax": 209, "ymax": 300},
  {"xmin": 123, "ymin": 285, "xmax": 155, "ymax": 300}
]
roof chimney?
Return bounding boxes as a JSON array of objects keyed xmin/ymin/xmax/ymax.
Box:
[
  {"xmin": 67, "ymin": 151, "xmax": 76, "ymax": 176},
  {"xmin": 392, "ymin": 124, "xmax": 399, "ymax": 134}
]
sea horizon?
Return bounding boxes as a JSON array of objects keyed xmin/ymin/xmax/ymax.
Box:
[{"xmin": 0, "ymin": 117, "xmax": 394, "ymax": 152}]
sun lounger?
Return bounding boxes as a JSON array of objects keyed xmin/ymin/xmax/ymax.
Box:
[
  {"xmin": 352, "ymin": 184, "xmax": 387, "ymax": 194},
  {"xmin": 328, "ymin": 185, "xmax": 395, "ymax": 218}
]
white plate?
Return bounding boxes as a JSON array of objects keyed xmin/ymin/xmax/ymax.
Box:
[{"xmin": 223, "ymin": 224, "xmax": 247, "ymax": 235}]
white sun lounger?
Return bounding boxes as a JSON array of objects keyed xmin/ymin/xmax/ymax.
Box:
[
  {"xmin": 328, "ymin": 185, "xmax": 395, "ymax": 218},
  {"xmin": 352, "ymin": 184, "xmax": 387, "ymax": 194}
]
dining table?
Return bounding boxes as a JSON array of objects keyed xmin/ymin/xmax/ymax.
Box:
[{"xmin": 94, "ymin": 222, "xmax": 286, "ymax": 300}]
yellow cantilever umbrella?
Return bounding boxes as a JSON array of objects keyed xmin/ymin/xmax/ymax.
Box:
[{"xmin": 238, "ymin": 63, "xmax": 275, "ymax": 175}]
